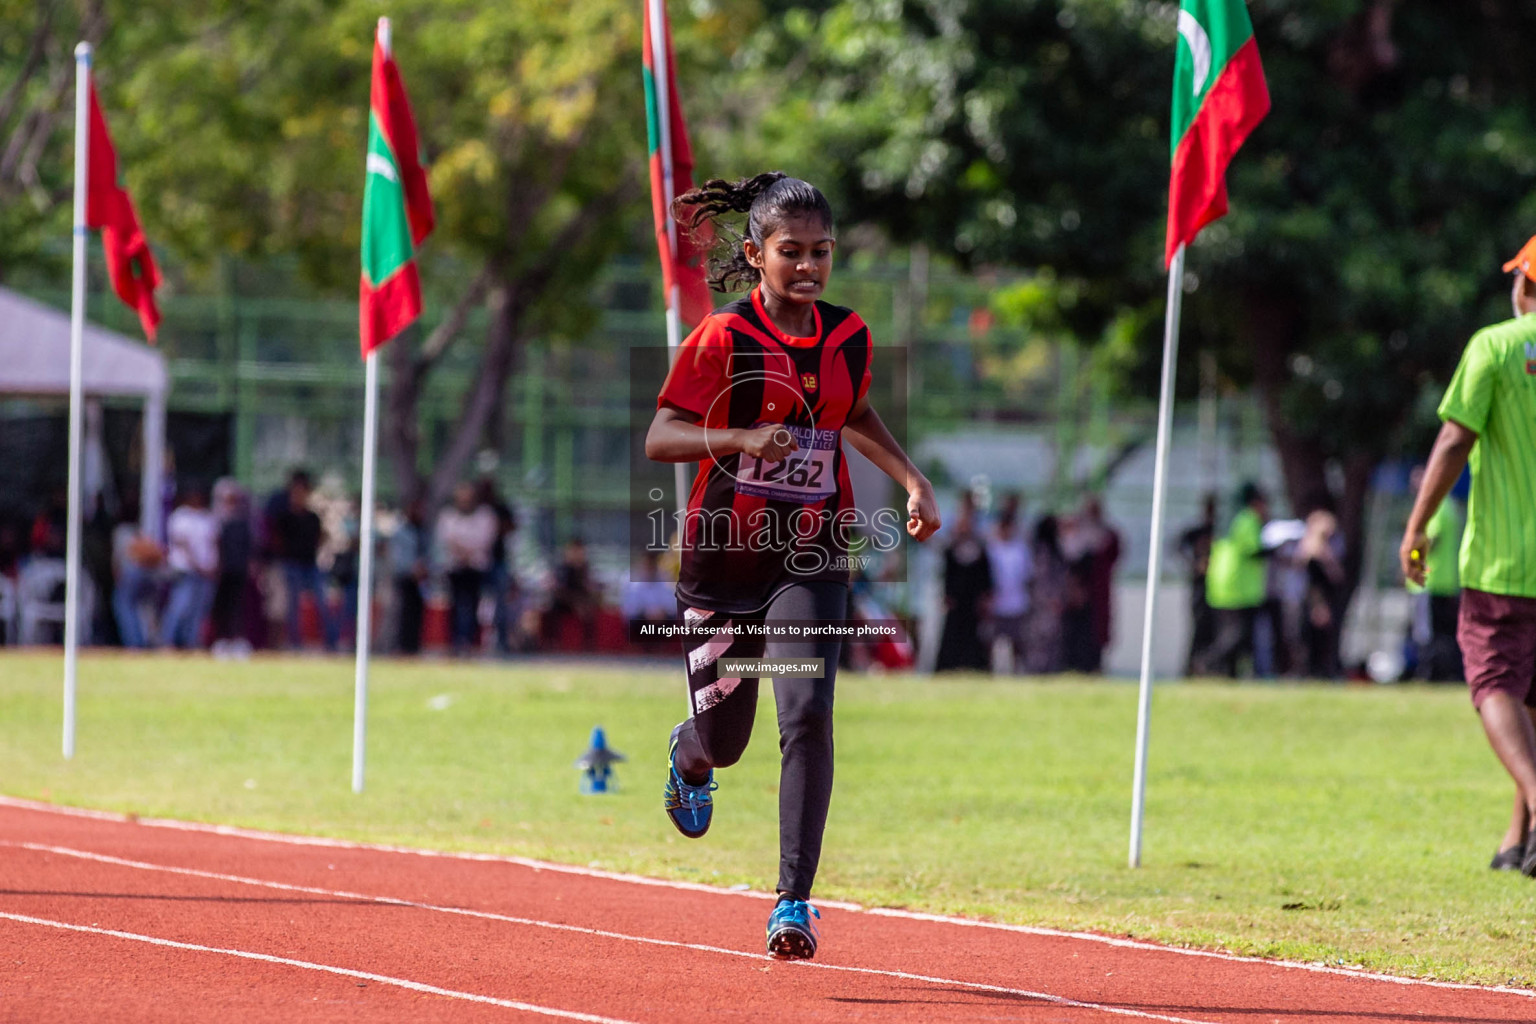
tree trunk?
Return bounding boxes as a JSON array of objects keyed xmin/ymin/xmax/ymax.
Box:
[
  {"xmin": 0, "ymin": 0, "xmax": 103, "ymax": 210},
  {"xmin": 380, "ymin": 170, "xmax": 641, "ymax": 515},
  {"xmin": 382, "ymin": 263, "xmax": 495, "ymax": 507},
  {"xmin": 384, "ymin": 323, "xmax": 425, "ymax": 506},
  {"xmin": 1246, "ymin": 289, "xmax": 1385, "ymax": 671},
  {"xmin": 1337, "ymin": 451, "xmax": 1376, "ymax": 604},
  {"xmin": 425, "ymin": 281, "xmax": 522, "ymax": 511},
  {"xmin": 1246, "ymin": 292, "xmax": 1325, "ymax": 507}
]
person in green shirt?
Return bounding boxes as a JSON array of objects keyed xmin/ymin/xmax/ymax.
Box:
[
  {"xmin": 1401, "ymin": 236, "xmax": 1536, "ymax": 876},
  {"xmin": 1405, "ymin": 464, "xmax": 1464, "ymax": 682},
  {"xmin": 1199, "ymin": 482, "xmax": 1271, "ymax": 678}
]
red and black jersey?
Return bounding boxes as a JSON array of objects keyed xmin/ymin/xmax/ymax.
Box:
[{"xmin": 657, "ymin": 288, "xmax": 873, "ymax": 613}]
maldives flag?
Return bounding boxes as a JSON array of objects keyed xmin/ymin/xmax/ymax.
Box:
[
  {"xmin": 642, "ymin": 0, "xmax": 711, "ymax": 326},
  {"xmin": 85, "ymin": 82, "xmax": 161, "ymax": 341},
  {"xmin": 1166, "ymin": 0, "xmax": 1270, "ymax": 267},
  {"xmin": 360, "ymin": 33, "xmax": 434, "ymax": 357}
]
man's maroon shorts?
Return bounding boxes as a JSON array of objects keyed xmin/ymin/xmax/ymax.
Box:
[{"xmin": 1458, "ymin": 587, "xmax": 1536, "ymax": 709}]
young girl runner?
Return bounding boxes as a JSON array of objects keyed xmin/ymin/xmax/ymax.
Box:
[{"xmin": 646, "ymin": 172, "xmax": 940, "ymax": 958}]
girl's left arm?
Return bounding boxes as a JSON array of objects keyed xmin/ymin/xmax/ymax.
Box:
[{"xmin": 842, "ymin": 395, "xmax": 941, "ymax": 541}]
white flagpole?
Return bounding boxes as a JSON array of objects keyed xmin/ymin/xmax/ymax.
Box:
[
  {"xmin": 353, "ymin": 349, "xmax": 378, "ymax": 794},
  {"xmin": 648, "ymin": 0, "xmax": 689, "ymax": 522},
  {"xmin": 669, "ymin": 291, "xmax": 688, "ymax": 521},
  {"xmin": 352, "ymin": 16, "xmax": 390, "ymax": 795},
  {"xmin": 1129, "ymin": 242, "xmax": 1186, "ymax": 868},
  {"xmin": 63, "ymin": 42, "xmax": 93, "ymax": 761}
]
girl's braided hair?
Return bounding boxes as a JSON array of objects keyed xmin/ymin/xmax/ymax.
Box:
[{"xmin": 671, "ymin": 172, "xmax": 834, "ymax": 292}]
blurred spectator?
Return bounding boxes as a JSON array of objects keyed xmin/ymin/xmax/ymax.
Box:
[
  {"xmin": 1299, "ymin": 508, "xmax": 1345, "ymax": 678},
  {"xmin": 935, "ymin": 492, "xmax": 992, "ymax": 673},
  {"xmin": 0, "ymin": 520, "xmax": 21, "ymax": 578},
  {"xmin": 478, "ymin": 476, "xmax": 518, "ymax": 655},
  {"xmin": 1267, "ymin": 526, "xmax": 1307, "ymax": 676},
  {"xmin": 1025, "ymin": 514, "xmax": 1068, "ymax": 674},
  {"xmin": 1062, "ymin": 495, "xmax": 1121, "ymax": 673},
  {"xmin": 332, "ymin": 506, "xmax": 360, "ymax": 650},
  {"xmin": 1261, "ymin": 515, "xmax": 1314, "ymax": 676},
  {"xmin": 271, "ymin": 469, "xmax": 338, "ymax": 651},
  {"xmin": 436, "ymin": 482, "xmax": 497, "ymax": 656},
  {"xmin": 1407, "ymin": 465, "xmax": 1464, "ymax": 681},
  {"xmin": 1199, "ymin": 482, "xmax": 1271, "ymax": 678},
  {"xmin": 623, "ymin": 549, "xmax": 676, "ymax": 630},
  {"xmin": 986, "ymin": 493, "xmax": 1032, "ymax": 674},
  {"xmin": 0, "ymin": 521, "xmax": 18, "ymax": 646},
  {"xmin": 210, "ymin": 479, "xmax": 254, "ymax": 658},
  {"xmin": 111, "ymin": 499, "xmax": 162, "ymax": 649},
  {"xmin": 156, "ymin": 450, "xmax": 177, "ymax": 546},
  {"xmin": 1178, "ymin": 494, "xmax": 1218, "ymax": 675},
  {"xmin": 848, "ymin": 567, "xmax": 915, "ymax": 671},
  {"xmin": 158, "ymin": 486, "xmax": 218, "ymax": 649},
  {"xmin": 1060, "ymin": 536, "xmax": 1094, "ymax": 672},
  {"xmin": 1083, "ymin": 496, "xmax": 1122, "ymax": 671},
  {"xmin": 83, "ymin": 495, "xmax": 117, "ymax": 645},
  {"xmin": 545, "ymin": 536, "xmax": 599, "ymax": 648},
  {"xmin": 257, "ymin": 484, "xmax": 289, "ymax": 648},
  {"xmin": 389, "ymin": 499, "xmax": 430, "ymax": 654},
  {"xmin": 30, "ymin": 491, "xmax": 66, "ymax": 559}
]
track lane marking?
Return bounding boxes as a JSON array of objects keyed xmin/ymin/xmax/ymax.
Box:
[
  {"xmin": 0, "ymin": 909, "xmax": 638, "ymax": 1023},
  {"xmin": 3, "ymin": 796, "xmax": 1531, "ymax": 1000},
  {"xmin": 8, "ymin": 841, "xmax": 1220, "ymax": 1024}
]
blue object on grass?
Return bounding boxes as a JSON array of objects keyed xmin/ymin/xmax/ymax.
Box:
[{"xmin": 575, "ymin": 726, "xmax": 625, "ymax": 794}]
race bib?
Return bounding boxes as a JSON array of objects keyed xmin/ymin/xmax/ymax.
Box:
[{"xmin": 735, "ymin": 425, "xmax": 838, "ymax": 503}]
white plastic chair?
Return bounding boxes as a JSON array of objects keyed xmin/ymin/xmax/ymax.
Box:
[{"xmin": 18, "ymin": 559, "xmax": 68, "ymax": 645}]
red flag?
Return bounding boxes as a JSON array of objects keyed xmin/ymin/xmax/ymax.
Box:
[
  {"xmin": 85, "ymin": 81, "xmax": 161, "ymax": 342},
  {"xmin": 359, "ymin": 35, "xmax": 435, "ymax": 356},
  {"xmin": 643, "ymin": 0, "xmax": 712, "ymax": 326}
]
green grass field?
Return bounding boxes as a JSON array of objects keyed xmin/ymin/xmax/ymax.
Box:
[{"xmin": 1, "ymin": 651, "xmax": 1531, "ymax": 987}]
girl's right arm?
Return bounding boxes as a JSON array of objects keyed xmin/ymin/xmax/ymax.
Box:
[{"xmin": 645, "ymin": 407, "xmax": 799, "ymax": 465}]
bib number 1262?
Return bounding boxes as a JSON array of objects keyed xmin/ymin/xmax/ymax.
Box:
[{"xmin": 736, "ymin": 425, "xmax": 837, "ymax": 503}]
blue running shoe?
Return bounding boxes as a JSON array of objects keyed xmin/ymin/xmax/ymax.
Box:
[
  {"xmin": 663, "ymin": 737, "xmax": 716, "ymax": 838},
  {"xmin": 766, "ymin": 898, "xmax": 820, "ymax": 959}
]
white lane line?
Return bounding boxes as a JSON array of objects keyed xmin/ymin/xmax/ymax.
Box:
[
  {"xmin": 9, "ymin": 841, "xmax": 1218, "ymax": 1024},
  {"xmin": 0, "ymin": 796, "xmax": 771, "ymax": 899},
  {"xmin": 0, "ymin": 910, "xmax": 637, "ymax": 1024},
  {"xmin": 3, "ymin": 795, "xmax": 1532, "ymax": 1000}
]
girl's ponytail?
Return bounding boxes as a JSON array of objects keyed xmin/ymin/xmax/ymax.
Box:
[{"xmin": 672, "ymin": 172, "xmax": 833, "ymax": 292}]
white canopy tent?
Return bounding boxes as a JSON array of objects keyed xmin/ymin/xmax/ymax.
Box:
[{"xmin": 0, "ymin": 286, "xmax": 168, "ymax": 537}]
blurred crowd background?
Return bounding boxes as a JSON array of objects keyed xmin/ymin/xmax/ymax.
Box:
[{"xmin": 1, "ymin": 466, "xmax": 641, "ymax": 659}]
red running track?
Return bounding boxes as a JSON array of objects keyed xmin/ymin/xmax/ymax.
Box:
[{"xmin": 0, "ymin": 797, "xmax": 1529, "ymax": 1023}]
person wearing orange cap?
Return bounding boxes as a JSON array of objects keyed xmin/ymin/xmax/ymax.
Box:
[{"xmin": 1401, "ymin": 236, "xmax": 1536, "ymax": 876}]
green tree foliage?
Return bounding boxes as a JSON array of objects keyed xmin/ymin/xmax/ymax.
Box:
[
  {"xmin": 2, "ymin": 0, "xmax": 773, "ymax": 507},
  {"xmin": 0, "ymin": 0, "xmax": 105, "ymax": 283},
  {"xmin": 0, "ymin": 0, "xmax": 681, "ymax": 506},
  {"xmin": 101, "ymin": 0, "xmax": 659, "ymax": 505},
  {"xmin": 742, "ymin": 0, "xmax": 1536, "ymax": 598}
]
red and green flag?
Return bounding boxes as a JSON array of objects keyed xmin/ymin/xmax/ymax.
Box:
[
  {"xmin": 1166, "ymin": 0, "xmax": 1270, "ymax": 267},
  {"xmin": 360, "ymin": 32, "xmax": 434, "ymax": 357},
  {"xmin": 642, "ymin": 0, "xmax": 711, "ymax": 326}
]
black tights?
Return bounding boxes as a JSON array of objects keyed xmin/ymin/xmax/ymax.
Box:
[{"xmin": 672, "ymin": 580, "xmax": 847, "ymax": 901}]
